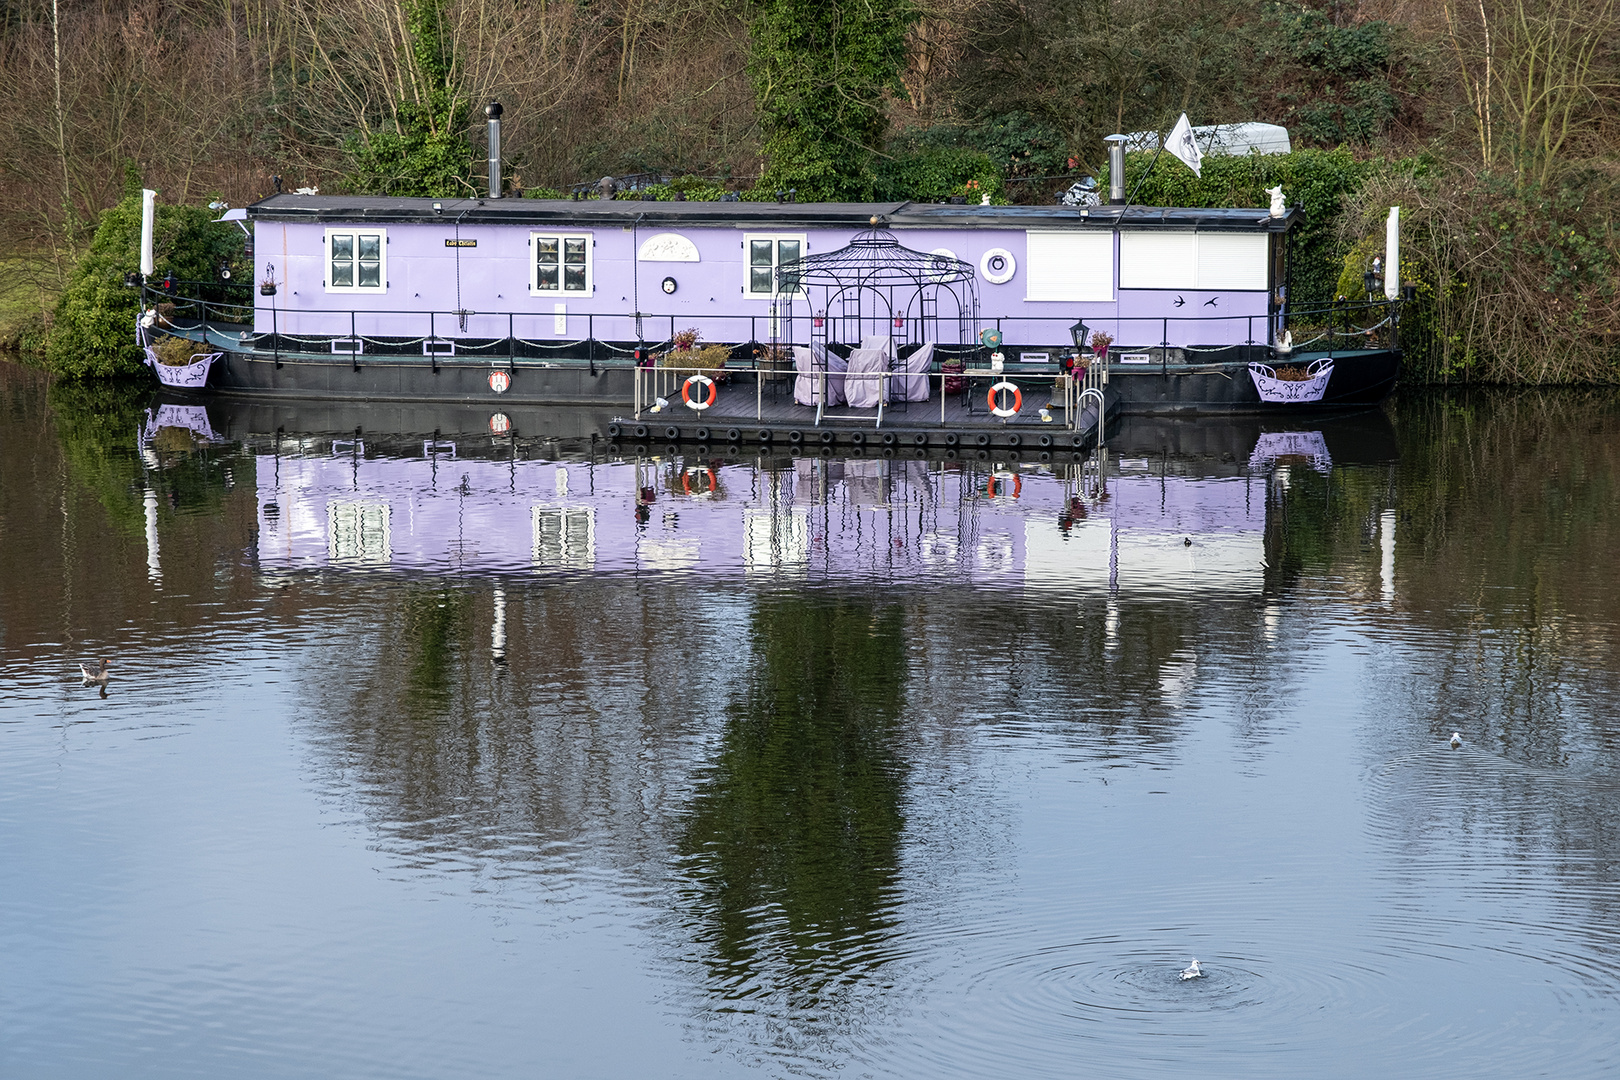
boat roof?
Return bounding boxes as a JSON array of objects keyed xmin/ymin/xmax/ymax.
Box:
[{"xmin": 246, "ymin": 195, "xmax": 1297, "ymax": 232}]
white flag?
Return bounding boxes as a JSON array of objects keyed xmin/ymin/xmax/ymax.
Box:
[{"xmin": 1165, "ymin": 113, "xmax": 1202, "ymax": 178}]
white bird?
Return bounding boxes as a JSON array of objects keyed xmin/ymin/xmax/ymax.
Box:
[
  {"xmin": 1450, "ymin": 732, "xmax": 1463, "ymax": 749},
  {"xmin": 1178, "ymin": 959, "xmax": 1203, "ymax": 981}
]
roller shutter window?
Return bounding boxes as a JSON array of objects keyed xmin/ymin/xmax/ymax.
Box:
[
  {"xmin": 1120, "ymin": 231, "xmax": 1268, "ymax": 290},
  {"xmin": 1025, "ymin": 231, "xmax": 1114, "ymax": 301}
]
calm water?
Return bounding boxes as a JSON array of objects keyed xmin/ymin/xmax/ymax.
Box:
[{"xmin": 3, "ymin": 365, "xmax": 1619, "ymax": 1078}]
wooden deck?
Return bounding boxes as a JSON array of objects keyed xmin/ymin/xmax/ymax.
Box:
[{"xmin": 612, "ymin": 378, "xmax": 1105, "ymax": 453}]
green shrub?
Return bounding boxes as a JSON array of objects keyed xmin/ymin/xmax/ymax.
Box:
[
  {"xmin": 46, "ymin": 189, "xmax": 243, "ymax": 379},
  {"xmin": 875, "ymin": 143, "xmax": 1006, "ymax": 203},
  {"xmin": 614, "ymin": 176, "xmax": 732, "ymax": 202}
]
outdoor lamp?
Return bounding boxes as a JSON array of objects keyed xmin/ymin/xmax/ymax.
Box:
[
  {"xmin": 1070, "ymin": 320, "xmax": 1090, "ymax": 351},
  {"xmin": 124, "ymin": 272, "xmax": 143, "ymax": 288},
  {"xmin": 1363, "ymin": 269, "xmax": 1379, "ymax": 299},
  {"xmin": 219, "ymin": 260, "xmax": 232, "ymax": 281}
]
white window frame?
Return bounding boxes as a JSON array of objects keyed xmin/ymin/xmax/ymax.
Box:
[
  {"xmin": 530, "ymin": 232, "xmax": 595, "ymax": 297},
  {"xmin": 742, "ymin": 233, "xmax": 808, "ymax": 299},
  {"xmin": 324, "ymin": 227, "xmax": 387, "ymax": 294}
]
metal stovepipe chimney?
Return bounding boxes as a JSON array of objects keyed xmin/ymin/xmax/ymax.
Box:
[
  {"xmin": 1105, "ymin": 135, "xmax": 1127, "ymax": 204},
  {"xmin": 485, "ymin": 101, "xmax": 503, "ymax": 198}
]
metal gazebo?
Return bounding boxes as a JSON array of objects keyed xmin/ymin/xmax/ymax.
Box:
[{"xmin": 775, "ymin": 228, "xmax": 981, "ymax": 362}]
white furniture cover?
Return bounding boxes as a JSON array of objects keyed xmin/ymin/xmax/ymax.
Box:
[
  {"xmin": 843, "ymin": 348, "xmax": 890, "ymax": 408},
  {"xmin": 898, "ymin": 342, "xmax": 935, "ymax": 402},
  {"xmin": 859, "ymin": 334, "xmax": 894, "ymax": 357},
  {"xmin": 792, "ymin": 344, "xmax": 847, "ymax": 406}
]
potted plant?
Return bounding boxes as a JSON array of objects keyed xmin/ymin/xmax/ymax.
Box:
[
  {"xmin": 1089, "ymin": 330, "xmax": 1113, "ymax": 364},
  {"xmin": 657, "ymin": 327, "xmax": 732, "ymax": 380},
  {"xmin": 753, "ymin": 343, "xmax": 791, "ymax": 382}
]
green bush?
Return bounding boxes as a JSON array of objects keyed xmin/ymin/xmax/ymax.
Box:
[
  {"xmin": 613, "ymin": 176, "xmax": 733, "ymax": 202},
  {"xmin": 875, "ymin": 143, "xmax": 1006, "ymax": 203},
  {"xmin": 46, "ymin": 189, "xmax": 244, "ymax": 379}
]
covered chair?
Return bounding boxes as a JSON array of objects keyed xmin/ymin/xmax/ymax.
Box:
[
  {"xmin": 859, "ymin": 334, "xmax": 894, "ymax": 357},
  {"xmin": 898, "ymin": 342, "xmax": 935, "ymax": 402},
  {"xmin": 793, "ymin": 344, "xmax": 847, "ymax": 406},
  {"xmin": 844, "ymin": 348, "xmax": 890, "ymax": 408}
]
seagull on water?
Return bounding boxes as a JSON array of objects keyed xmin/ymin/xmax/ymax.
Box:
[
  {"xmin": 1178, "ymin": 959, "xmax": 1203, "ymax": 981},
  {"xmin": 1450, "ymin": 732, "xmax": 1463, "ymax": 749}
]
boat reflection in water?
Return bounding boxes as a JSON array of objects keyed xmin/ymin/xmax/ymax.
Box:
[{"xmin": 228, "ymin": 401, "xmax": 1395, "ymax": 596}]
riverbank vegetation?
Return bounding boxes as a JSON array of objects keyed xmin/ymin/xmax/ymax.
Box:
[{"xmin": 1, "ymin": 0, "xmax": 1615, "ymax": 382}]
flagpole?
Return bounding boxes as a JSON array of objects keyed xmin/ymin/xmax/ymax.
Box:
[{"xmin": 1118, "ymin": 114, "xmax": 1202, "ymax": 216}]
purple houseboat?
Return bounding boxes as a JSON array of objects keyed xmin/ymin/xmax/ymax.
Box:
[{"xmin": 141, "ymin": 139, "xmax": 1402, "ymax": 447}]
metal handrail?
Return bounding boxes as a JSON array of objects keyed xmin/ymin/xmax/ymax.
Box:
[
  {"xmin": 633, "ymin": 360, "xmax": 1100, "ymax": 440},
  {"xmin": 148, "ymin": 282, "xmax": 1402, "ymax": 364}
]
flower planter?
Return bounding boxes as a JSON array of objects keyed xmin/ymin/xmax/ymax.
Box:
[
  {"xmin": 1248, "ymin": 357, "xmax": 1333, "ymax": 403},
  {"xmin": 145, "ymin": 346, "xmax": 221, "ymax": 389}
]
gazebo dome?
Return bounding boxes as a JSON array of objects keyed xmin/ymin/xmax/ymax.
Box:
[{"xmin": 776, "ymin": 229, "xmax": 975, "ymax": 291}]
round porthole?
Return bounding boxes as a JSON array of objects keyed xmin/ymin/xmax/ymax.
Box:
[
  {"xmin": 980, "ymin": 247, "xmax": 1016, "ymax": 284},
  {"xmin": 661, "ymin": 276, "xmax": 678, "ymax": 294}
]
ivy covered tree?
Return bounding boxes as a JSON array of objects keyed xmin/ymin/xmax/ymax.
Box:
[
  {"xmin": 748, "ymin": 0, "xmax": 918, "ymax": 200},
  {"xmin": 343, "ymin": 0, "xmax": 473, "ymax": 197}
]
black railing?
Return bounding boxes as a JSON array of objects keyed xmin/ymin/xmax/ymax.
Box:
[{"xmin": 143, "ymin": 284, "xmax": 1402, "ymax": 369}]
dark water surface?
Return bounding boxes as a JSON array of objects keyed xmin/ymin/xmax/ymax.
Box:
[{"xmin": 3, "ymin": 366, "xmax": 1619, "ymax": 1078}]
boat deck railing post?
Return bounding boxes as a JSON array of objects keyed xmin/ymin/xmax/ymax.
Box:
[{"xmin": 352, "ymin": 310, "xmax": 360, "ymax": 372}]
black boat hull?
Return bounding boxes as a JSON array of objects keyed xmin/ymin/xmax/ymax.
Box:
[{"xmin": 1102, "ymin": 349, "xmax": 1399, "ymax": 415}]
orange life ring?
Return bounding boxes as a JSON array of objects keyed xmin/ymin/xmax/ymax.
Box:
[
  {"xmin": 681, "ymin": 466, "xmax": 720, "ymax": 496},
  {"xmin": 986, "ymin": 472, "xmax": 1023, "ymax": 499},
  {"xmin": 988, "ymin": 381, "xmax": 1022, "ymax": 417},
  {"xmin": 682, "ymin": 374, "xmax": 717, "ymax": 411}
]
